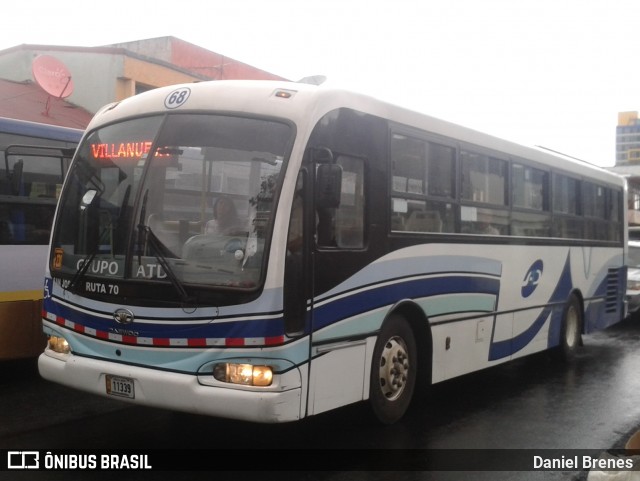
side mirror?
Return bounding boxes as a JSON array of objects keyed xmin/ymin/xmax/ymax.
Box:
[
  {"xmin": 80, "ymin": 189, "xmax": 98, "ymax": 211},
  {"xmin": 316, "ymin": 163, "xmax": 342, "ymax": 209}
]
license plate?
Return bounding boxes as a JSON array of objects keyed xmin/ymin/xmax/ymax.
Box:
[{"xmin": 105, "ymin": 375, "xmax": 135, "ymax": 399}]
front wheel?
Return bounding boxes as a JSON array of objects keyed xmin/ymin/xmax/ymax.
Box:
[{"xmin": 369, "ymin": 314, "xmax": 417, "ymax": 424}]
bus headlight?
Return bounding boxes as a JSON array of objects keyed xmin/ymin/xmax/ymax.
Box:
[
  {"xmin": 212, "ymin": 363, "xmax": 273, "ymax": 386},
  {"xmin": 48, "ymin": 336, "xmax": 70, "ymax": 354}
]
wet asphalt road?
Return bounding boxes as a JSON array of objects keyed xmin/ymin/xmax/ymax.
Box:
[{"xmin": 2, "ymin": 317, "xmax": 640, "ymax": 481}]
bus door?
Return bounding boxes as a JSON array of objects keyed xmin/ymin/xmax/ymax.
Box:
[{"xmin": 307, "ymin": 153, "xmax": 372, "ymax": 416}]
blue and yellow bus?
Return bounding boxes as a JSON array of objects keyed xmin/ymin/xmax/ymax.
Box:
[
  {"xmin": 0, "ymin": 117, "xmax": 81, "ymax": 360},
  {"xmin": 39, "ymin": 81, "xmax": 626, "ymax": 423}
]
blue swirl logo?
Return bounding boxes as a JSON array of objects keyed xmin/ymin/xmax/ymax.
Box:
[{"xmin": 522, "ymin": 260, "xmax": 543, "ymax": 298}]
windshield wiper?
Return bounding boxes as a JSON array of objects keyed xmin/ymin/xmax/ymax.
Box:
[
  {"xmin": 136, "ymin": 188, "xmax": 194, "ymax": 306},
  {"xmin": 137, "ymin": 224, "xmax": 194, "ymax": 306}
]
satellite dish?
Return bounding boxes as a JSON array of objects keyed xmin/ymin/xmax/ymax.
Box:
[{"xmin": 32, "ymin": 55, "xmax": 74, "ymax": 98}]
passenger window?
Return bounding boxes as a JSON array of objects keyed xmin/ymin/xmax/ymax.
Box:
[
  {"xmin": 553, "ymin": 174, "xmax": 580, "ymax": 215},
  {"xmin": 583, "ymin": 183, "xmax": 623, "ymax": 241},
  {"xmin": 390, "ymin": 133, "xmax": 455, "ymax": 234},
  {"xmin": 512, "ymin": 164, "xmax": 548, "ymax": 211},
  {"xmin": 426, "ymin": 142, "xmax": 454, "ymax": 198},
  {"xmin": 552, "ymin": 174, "xmax": 582, "ymax": 239},
  {"xmin": 392, "ymin": 135, "xmax": 424, "ymax": 194},
  {"xmin": 460, "ymin": 206, "xmax": 508, "ymax": 235},
  {"xmin": 391, "ymin": 198, "xmax": 454, "ymax": 233},
  {"xmin": 511, "ymin": 211, "xmax": 551, "ymax": 237},
  {"xmin": 461, "ymin": 151, "xmax": 507, "ymax": 205},
  {"xmin": 583, "ymin": 182, "xmax": 606, "ymax": 219}
]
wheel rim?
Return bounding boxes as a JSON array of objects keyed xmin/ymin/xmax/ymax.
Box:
[
  {"xmin": 378, "ymin": 335, "xmax": 410, "ymax": 401},
  {"xmin": 565, "ymin": 304, "xmax": 579, "ymax": 348}
]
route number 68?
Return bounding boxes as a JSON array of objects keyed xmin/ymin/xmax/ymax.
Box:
[{"xmin": 164, "ymin": 87, "xmax": 191, "ymax": 109}]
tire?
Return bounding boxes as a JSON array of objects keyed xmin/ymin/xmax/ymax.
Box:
[
  {"xmin": 556, "ymin": 295, "xmax": 583, "ymax": 362},
  {"xmin": 369, "ymin": 314, "xmax": 417, "ymax": 424}
]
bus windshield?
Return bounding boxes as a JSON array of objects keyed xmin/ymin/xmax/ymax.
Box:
[{"xmin": 50, "ymin": 113, "xmax": 292, "ymax": 301}]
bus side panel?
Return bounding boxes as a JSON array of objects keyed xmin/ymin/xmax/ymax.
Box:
[
  {"xmin": 430, "ymin": 314, "xmax": 507, "ymax": 383},
  {"xmin": 0, "ymin": 298, "xmax": 45, "ymax": 360},
  {"xmin": 306, "ymin": 340, "xmax": 368, "ymax": 416},
  {"xmin": 305, "ymin": 243, "xmax": 625, "ymax": 395},
  {"xmin": 0, "ymin": 245, "xmax": 50, "ymax": 359},
  {"xmin": 583, "ymin": 260, "xmax": 626, "ymax": 333}
]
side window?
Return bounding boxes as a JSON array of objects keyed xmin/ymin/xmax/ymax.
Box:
[
  {"xmin": 609, "ymin": 189, "xmax": 621, "ymax": 223},
  {"xmin": 317, "ymin": 155, "xmax": 365, "ymax": 249},
  {"xmin": 512, "ymin": 164, "xmax": 548, "ymax": 211},
  {"xmin": 553, "ymin": 174, "xmax": 580, "ymax": 215},
  {"xmin": 392, "ymin": 134, "xmax": 424, "ymax": 194},
  {"xmin": 460, "ymin": 206, "xmax": 509, "ymax": 235},
  {"xmin": 583, "ymin": 182, "xmax": 607, "ymax": 241},
  {"xmin": 511, "ymin": 163, "xmax": 550, "ymax": 237},
  {"xmin": 427, "ymin": 142, "xmax": 455, "ymax": 197},
  {"xmin": 553, "ymin": 173, "xmax": 582, "ymax": 239},
  {"xmin": 460, "ymin": 151, "xmax": 508, "ymax": 235},
  {"xmin": 390, "ymin": 133, "xmax": 455, "ymax": 234},
  {"xmin": 461, "ymin": 151, "xmax": 507, "ymax": 205},
  {"xmin": 609, "ymin": 189, "xmax": 623, "ymax": 242},
  {"xmin": 583, "ymin": 182, "xmax": 622, "ymax": 241},
  {"xmin": 583, "ymin": 182, "xmax": 606, "ymax": 219},
  {"xmin": 2, "ymin": 151, "xmax": 67, "ymax": 245}
]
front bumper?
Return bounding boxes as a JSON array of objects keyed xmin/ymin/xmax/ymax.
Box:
[{"xmin": 38, "ymin": 350, "xmax": 303, "ymax": 423}]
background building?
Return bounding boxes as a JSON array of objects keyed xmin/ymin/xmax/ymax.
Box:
[
  {"xmin": 616, "ymin": 111, "xmax": 640, "ymax": 166},
  {"xmin": 0, "ymin": 36, "xmax": 286, "ymax": 129},
  {"xmin": 610, "ymin": 112, "xmax": 640, "ymax": 226}
]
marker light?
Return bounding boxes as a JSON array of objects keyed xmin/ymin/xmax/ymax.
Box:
[
  {"xmin": 213, "ymin": 363, "xmax": 273, "ymax": 386},
  {"xmin": 273, "ymin": 89, "xmax": 295, "ymax": 99},
  {"xmin": 48, "ymin": 336, "xmax": 70, "ymax": 354}
]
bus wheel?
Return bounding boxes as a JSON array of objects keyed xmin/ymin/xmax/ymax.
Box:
[
  {"xmin": 557, "ymin": 295, "xmax": 583, "ymax": 361},
  {"xmin": 370, "ymin": 315, "xmax": 417, "ymax": 424}
]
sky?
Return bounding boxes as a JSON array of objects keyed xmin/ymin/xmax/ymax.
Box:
[{"xmin": 1, "ymin": 0, "xmax": 639, "ymax": 167}]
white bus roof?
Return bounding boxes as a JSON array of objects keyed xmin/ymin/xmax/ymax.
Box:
[{"xmin": 88, "ymin": 80, "xmax": 624, "ymax": 188}]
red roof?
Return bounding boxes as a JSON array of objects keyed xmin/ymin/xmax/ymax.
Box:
[{"xmin": 0, "ymin": 79, "xmax": 93, "ymax": 129}]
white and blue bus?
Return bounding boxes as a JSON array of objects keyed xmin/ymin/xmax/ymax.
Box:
[
  {"xmin": 0, "ymin": 117, "xmax": 81, "ymax": 360},
  {"xmin": 39, "ymin": 81, "xmax": 626, "ymax": 423}
]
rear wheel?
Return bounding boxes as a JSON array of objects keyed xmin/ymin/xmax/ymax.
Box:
[
  {"xmin": 369, "ymin": 314, "xmax": 417, "ymax": 424},
  {"xmin": 557, "ymin": 295, "xmax": 583, "ymax": 361}
]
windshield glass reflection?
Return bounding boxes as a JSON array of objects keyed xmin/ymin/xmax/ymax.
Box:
[{"xmin": 51, "ymin": 114, "xmax": 291, "ymax": 297}]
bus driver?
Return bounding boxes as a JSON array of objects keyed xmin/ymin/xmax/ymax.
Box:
[{"xmin": 205, "ymin": 196, "xmax": 245, "ymax": 236}]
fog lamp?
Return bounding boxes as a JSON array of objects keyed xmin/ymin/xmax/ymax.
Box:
[
  {"xmin": 213, "ymin": 363, "xmax": 273, "ymax": 386},
  {"xmin": 48, "ymin": 336, "xmax": 70, "ymax": 354}
]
